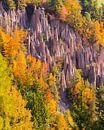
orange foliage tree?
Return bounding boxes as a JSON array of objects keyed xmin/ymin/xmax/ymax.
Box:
[
  {"xmin": 94, "ymin": 21, "xmax": 104, "ymax": 46},
  {"xmin": 0, "ymin": 29, "xmax": 26, "ymax": 59}
]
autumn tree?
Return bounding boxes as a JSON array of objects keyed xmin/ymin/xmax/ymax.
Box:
[
  {"xmin": 80, "ymin": 0, "xmax": 98, "ymax": 18},
  {"xmin": 22, "ymin": 82, "xmax": 49, "ymax": 130},
  {"xmin": 67, "ymin": 70, "xmax": 97, "ymax": 130},
  {"xmin": 0, "ymin": 53, "xmax": 33, "ymax": 130},
  {"xmin": 91, "ymin": 86, "xmax": 104, "ymax": 130},
  {"xmin": 26, "ymin": 54, "xmax": 47, "ymax": 87},
  {"xmin": 49, "ymin": 0, "xmax": 83, "ymax": 27},
  {"xmin": 51, "ymin": 112, "xmax": 68, "ymax": 130},
  {"xmin": 0, "ymin": 28, "xmax": 28, "ymax": 85},
  {"xmin": 0, "ymin": 28, "xmax": 60, "ymax": 130},
  {"xmin": 2, "ymin": 0, "xmax": 16, "ymax": 9},
  {"xmin": 66, "ymin": 110, "xmax": 77, "ymax": 129},
  {"xmin": 13, "ymin": 51, "xmax": 27, "ymax": 84},
  {"xmin": 0, "ymin": 29, "xmax": 26, "ymax": 61},
  {"xmin": 47, "ymin": 0, "xmax": 63, "ymax": 17},
  {"xmin": 94, "ymin": 21, "xmax": 104, "ymax": 46}
]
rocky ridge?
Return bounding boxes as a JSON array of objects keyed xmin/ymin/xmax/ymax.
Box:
[{"xmin": 0, "ymin": 3, "xmax": 104, "ymax": 90}]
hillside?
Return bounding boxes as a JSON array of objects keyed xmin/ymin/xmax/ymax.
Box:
[{"xmin": 0, "ymin": 0, "xmax": 104, "ymax": 130}]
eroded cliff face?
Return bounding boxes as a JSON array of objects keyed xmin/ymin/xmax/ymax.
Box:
[{"xmin": 0, "ymin": 4, "xmax": 104, "ymax": 89}]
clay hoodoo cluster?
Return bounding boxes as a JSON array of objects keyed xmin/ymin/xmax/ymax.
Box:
[{"xmin": 0, "ymin": 3, "xmax": 104, "ymax": 89}]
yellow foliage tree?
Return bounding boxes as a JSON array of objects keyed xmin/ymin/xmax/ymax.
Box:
[
  {"xmin": 48, "ymin": 73, "xmax": 56, "ymax": 87},
  {"xmin": 13, "ymin": 51, "xmax": 27, "ymax": 84},
  {"xmin": 67, "ymin": 110, "xmax": 76, "ymax": 129},
  {"xmin": 53, "ymin": 113, "xmax": 68, "ymax": 130},
  {"xmin": 56, "ymin": 0, "xmax": 84, "ymax": 30},
  {"xmin": 0, "ymin": 53, "xmax": 33, "ymax": 130}
]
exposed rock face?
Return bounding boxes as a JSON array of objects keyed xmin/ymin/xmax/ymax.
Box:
[{"xmin": 0, "ymin": 4, "xmax": 104, "ymax": 89}]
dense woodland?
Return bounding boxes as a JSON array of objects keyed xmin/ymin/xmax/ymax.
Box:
[{"xmin": 0, "ymin": 0, "xmax": 104, "ymax": 130}]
